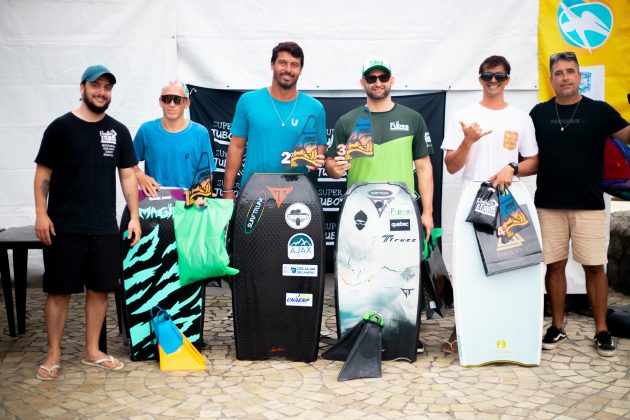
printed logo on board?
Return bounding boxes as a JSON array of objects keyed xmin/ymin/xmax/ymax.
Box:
[
  {"xmin": 557, "ymin": 1, "xmax": 613, "ymax": 52},
  {"xmin": 400, "ymin": 288, "xmax": 414, "ymax": 298},
  {"xmin": 381, "ymin": 234, "xmax": 417, "ymax": 243},
  {"xmin": 367, "ymin": 189, "xmax": 394, "ymax": 217},
  {"xmin": 282, "ymin": 264, "xmax": 318, "ymax": 277},
  {"xmin": 390, "ymin": 219, "xmax": 410, "ymax": 231},
  {"xmin": 285, "ymin": 293, "xmax": 313, "ymax": 307},
  {"xmin": 139, "ymin": 204, "xmax": 174, "ymax": 220},
  {"xmin": 389, "ymin": 206, "xmax": 412, "ymax": 217},
  {"xmin": 244, "ymin": 191, "xmax": 266, "ymax": 234},
  {"xmin": 267, "ymin": 186, "xmax": 293, "ymax": 208},
  {"xmin": 287, "ymin": 233, "xmax": 315, "ymax": 260},
  {"xmin": 285, "ymin": 203, "xmax": 312, "ymax": 229},
  {"xmin": 100, "ymin": 129, "xmax": 117, "ymax": 157},
  {"xmin": 354, "ymin": 210, "xmax": 368, "ymax": 230}
]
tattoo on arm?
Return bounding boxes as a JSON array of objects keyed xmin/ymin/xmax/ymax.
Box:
[{"xmin": 40, "ymin": 179, "xmax": 50, "ymax": 198}]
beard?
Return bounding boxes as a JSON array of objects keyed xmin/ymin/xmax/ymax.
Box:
[
  {"xmin": 274, "ymin": 70, "xmax": 299, "ymax": 90},
  {"xmin": 366, "ymin": 85, "xmax": 391, "ymax": 100},
  {"xmin": 82, "ymin": 90, "xmax": 110, "ymax": 114}
]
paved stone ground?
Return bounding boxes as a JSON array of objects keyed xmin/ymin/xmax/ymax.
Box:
[{"xmin": 0, "ymin": 282, "xmax": 628, "ymax": 419}]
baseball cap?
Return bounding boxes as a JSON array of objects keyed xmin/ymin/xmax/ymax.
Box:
[
  {"xmin": 81, "ymin": 65, "xmax": 116, "ymax": 84},
  {"xmin": 362, "ymin": 57, "xmax": 391, "ymax": 76}
]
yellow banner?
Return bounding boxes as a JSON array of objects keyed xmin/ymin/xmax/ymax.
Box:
[{"xmin": 538, "ymin": 0, "xmax": 629, "ymax": 120}]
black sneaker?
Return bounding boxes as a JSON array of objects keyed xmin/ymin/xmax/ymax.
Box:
[
  {"xmin": 417, "ymin": 339, "xmax": 425, "ymax": 354},
  {"xmin": 542, "ymin": 325, "xmax": 567, "ymax": 350},
  {"xmin": 594, "ymin": 331, "xmax": 616, "ymax": 357}
]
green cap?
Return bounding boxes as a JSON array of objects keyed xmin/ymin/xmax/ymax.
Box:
[{"xmin": 81, "ymin": 65, "xmax": 116, "ymax": 84}]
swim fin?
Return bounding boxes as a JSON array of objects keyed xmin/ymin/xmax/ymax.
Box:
[
  {"xmin": 151, "ymin": 306, "xmax": 206, "ymax": 371},
  {"xmin": 337, "ymin": 312, "xmax": 384, "ymax": 381}
]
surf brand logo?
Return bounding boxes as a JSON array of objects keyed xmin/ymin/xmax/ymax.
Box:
[
  {"xmin": 474, "ymin": 198, "xmax": 498, "ymax": 217},
  {"xmin": 282, "ymin": 264, "xmax": 318, "ymax": 277},
  {"xmin": 503, "ymin": 130, "xmax": 518, "ymax": 151},
  {"xmin": 382, "ymin": 235, "xmax": 417, "ymax": 243},
  {"xmin": 354, "ymin": 210, "xmax": 368, "ymax": 230},
  {"xmin": 389, "ymin": 121, "xmax": 409, "ymax": 131},
  {"xmin": 367, "ymin": 189, "xmax": 395, "ymax": 217},
  {"xmin": 267, "ymin": 186, "xmax": 293, "ymax": 208},
  {"xmin": 287, "ymin": 233, "xmax": 315, "ymax": 260},
  {"xmin": 285, "ymin": 203, "xmax": 311, "ymax": 229},
  {"xmin": 496, "ymin": 339, "xmax": 507, "ymax": 349},
  {"xmin": 495, "ymin": 233, "xmax": 525, "ymax": 251},
  {"xmin": 244, "ymin": 191, "xmax": 266, "ymax": 234},
  {"xmin": 285, "ymin": 293, "xmax": 313, "ymax": 307},
  {"xmin": 400, "ymin": 288, "xmax": 414, "ymax": 298},
  {"xmin": 100, "ymin": 129, "xmax": 117, "ymax": 157},
  {"xmin": 390, "ymin": 219, "xmax": 410, "ymax": 231},
  {"xmin": 389, "ymin": 206, "xmax": 412, "ymax": 217},
  {"xmin": 557, "ymin": 1, "xmax": 613, "ymax": 52},
  {"xmin": 139, "ymin": 204, "xmax": 173, "ymax": 219}
]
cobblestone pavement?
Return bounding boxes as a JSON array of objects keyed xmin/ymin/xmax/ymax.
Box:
[{"xmin": 0, "ymin": 283, "xmax": 628, "ymax": 419}]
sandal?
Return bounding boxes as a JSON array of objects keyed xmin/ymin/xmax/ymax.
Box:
[
  {"xmin": 441, "ymin": 339, "xmax": 458, "ymax": 354},
  {"xmin": 81, "ymin": 355, "xmax": 124, "ymax": 371},
  {"xmin": 36, "ymin": 364, "xmax": 60, "ymax": 381}
]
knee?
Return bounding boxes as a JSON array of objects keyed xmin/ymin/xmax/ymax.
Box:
[
  {"xmin": 583, "ymin": 264, "xmax": 605, "ymax": 277},
  {"xmin": 547, "ymin": 260, "xmax": 567, "ymax": 275}
]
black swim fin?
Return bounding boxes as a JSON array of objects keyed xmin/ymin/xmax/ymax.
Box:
[{"xmin": 337, "ymin": 312, "xmax": 384, "ymax": 381}]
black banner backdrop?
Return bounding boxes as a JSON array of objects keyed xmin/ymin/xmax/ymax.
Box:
[{"xmin": 188, "ymin": 86, "xmax": 446, "ymax": 271}]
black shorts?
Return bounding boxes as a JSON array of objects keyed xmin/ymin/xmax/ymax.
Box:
[{"xmin": 43, "ymin": 233, "xmax": 121, "ymax": 294}]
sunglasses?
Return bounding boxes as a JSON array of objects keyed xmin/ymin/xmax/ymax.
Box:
[
  {"xmin": 479, "ymin": 72, "xmax": 509, "ymax": 82},
  {"xmin": 364, "ymin": 74, "xmax": 391, "ymax": 84},
  {"xmin": 160, "ymin": 95, "xmax": 187, "ymax": 105},
  {"xmin": 549, "ymin": 51, "xmax": 578, "ymax": 64}
]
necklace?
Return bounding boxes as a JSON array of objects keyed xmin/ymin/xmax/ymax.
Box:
[
  {"xmin": 269, "ymin": 91, "xmax": 298, "ymax": 127},
  {"xmin": 554, "ymin": 99, "xmax": 581, "ymax": 132}
]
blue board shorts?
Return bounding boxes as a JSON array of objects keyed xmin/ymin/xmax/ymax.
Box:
[{"xmin": 43, "ymin": 233, "xmax": 121, "ymax": 294}]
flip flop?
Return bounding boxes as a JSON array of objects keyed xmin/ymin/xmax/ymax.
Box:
[
  {"xmin": 441, "ymin": 339, "xmax": 458, "ymax": 354},
  {"xmin": 36, "ymin": 364, "xmax": 60, "ymax": 381},
  {"xmin": 81, "ymin": 355, "xmax": 124, "ymax": 371}
]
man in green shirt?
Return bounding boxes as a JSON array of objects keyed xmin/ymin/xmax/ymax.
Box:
[{"xmin": 325, "ymin": 57, "xmax": 434, "ymax": 240}]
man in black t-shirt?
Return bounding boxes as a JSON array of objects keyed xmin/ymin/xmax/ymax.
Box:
[
  {"xmin": 33, "ymin": 65, "xmax": 141, "ymax": 380},
  {"xmin": 530, "ymin": 52, "xmax": 629, "ymax": 357}
]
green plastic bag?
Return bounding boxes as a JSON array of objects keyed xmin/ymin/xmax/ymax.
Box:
[{"xmin": 173, "ymin": 198, "xmax": 239, "ymax": 286}]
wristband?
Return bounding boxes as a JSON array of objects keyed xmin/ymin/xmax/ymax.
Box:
[{"xmin": 508, "ymin": 162, "xmax": 519, "ymax": 176}]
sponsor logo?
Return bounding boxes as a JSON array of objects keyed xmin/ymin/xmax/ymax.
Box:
[
  {"xmin": 354, "ymin": 210, "xmax": 368, "ymax": 230},
  {"xmin": 267, "ymin": 186, "xmax": 293, "ymax": 208},
  {"xmin": 382, "ymin": 234, "xmax": 417, "ymax": 243},
  {"xmin": 390, "ymin": 219, "xmax": 410, "ymax": 231},
  {"xmin": 139, "ymin": 204, "xmax": 174, "ymax": 219},
  {"xmin": 99, "ymin": 129, "xmax": 117, "ymax": 157},
  {"xmin": 244, "ymin": 191, "xmax": 266, "ymax": 234},
  {"xmin": 503, "ymin": 130, "xmax": 518, "ymax": 151},
  {"xmin": 282, "ymin": 264, "xmax": 318, "ymax": 277},
  {"xmin": 496, "ymin": 339, "xmax": 507, "ymax": 349},
  {"xmin": 367, "ymin": 189, "xmax": 394, "ymax": 217},
  {"xmin": 287, "ymin": 233, "xmax": 315, "ymax": 259},
  {"xmin": 474, "ymin": 198, "xmax": 498, "ymax": 217},
  {"xmin": 389, "ymin": 206, "xmax": 412, "ymax": 217},
  {"xmin": 400, "ymin": 288, "xmax": 414, "ymax": 298},
  {"xmin": 286, "ymin": 293, "xmax": 313, "ymax": 307},
  {"xmin": 285, "ymin": 203, "xmax": 312, "ymax": 229},
  {"xmin": 389, "ymin": 121, "xmax": 409, "ymax": 131},
  {"xmin": 424, "ymin": 132, "xmax": 433, "ymax": 149},
  {"xmin": 557, "ymin": 1, "xmax": 613, "ymax": 52}
]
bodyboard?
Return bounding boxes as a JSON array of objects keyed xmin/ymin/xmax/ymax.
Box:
[
  {"xmin": 453, "ymin": 181, "xmax": 544, "ymax": 366},
  {"xmin": 335, "ymin": 182, "xmax": 422, "ymax": 362},
  {"xmin": 120, "ymin": 188, "xmax": 205, "ymax": 361},
  {"xmin": 231, "ymin": 174, "xmax": 325, "ymax": 362}
]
